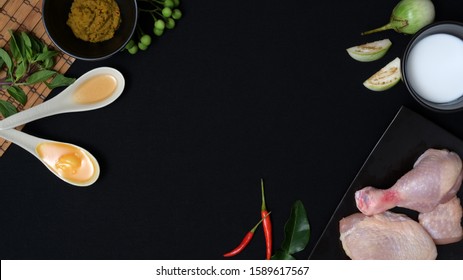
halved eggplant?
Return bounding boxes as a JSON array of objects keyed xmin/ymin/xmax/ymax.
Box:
[
  {"xmin": 347, "ymin": 39, "xmax": 392, "ymax": 62},
  {"xmin": 363, "ymin": 57, "xmax": 401, "ymax": 91}
]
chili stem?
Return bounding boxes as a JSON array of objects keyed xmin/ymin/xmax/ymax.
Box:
[
  {"xmin": 261, "ymin": 178, "xmax": 267, "ymax": 211},
  {"xmin": 261, "ymin": 178, "xmax": 273, "ymax": 260}
]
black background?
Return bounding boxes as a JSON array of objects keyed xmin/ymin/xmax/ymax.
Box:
[{"xmin": 1, "ymin": 0, "xmax": 463, "ymax": 260}]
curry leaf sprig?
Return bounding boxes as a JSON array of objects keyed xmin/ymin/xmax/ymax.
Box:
[
  {"xmin": 0, "ymin": 30, "xmax": 75, "ymax": 118},
  {"xmin": 125, "ymin": 0, "xmax": 183, "ymax": 54}
]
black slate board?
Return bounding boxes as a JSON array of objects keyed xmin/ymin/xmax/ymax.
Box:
[{"xmin": 309, "ymin": 106, "xmax": 463, "ymax": 260}]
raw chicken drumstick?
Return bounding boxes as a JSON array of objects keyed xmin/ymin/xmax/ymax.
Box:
[
  {"xmin": 355, "ymin": 148, "xmax": 462, "ymax": 216},
  {"xmin": 339, "ymin": 211, "xmax": 437, "ymax": 260},
  {"xmin": 418, "ymin": 196, "xmax": 463, "ymax": 245}
]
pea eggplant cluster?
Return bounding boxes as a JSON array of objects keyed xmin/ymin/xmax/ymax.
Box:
[{"xmin": 125, "ymin": 0, "xmax": 183, "ymax": 54}]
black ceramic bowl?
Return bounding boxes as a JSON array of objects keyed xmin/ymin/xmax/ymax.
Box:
[
  {"xmin": 42, "ymin": 0, "xmax": 138, "ymax": 61},
  {"xmin": 402, "ymin": 21, "xmax": 463, "ymax": 113}
]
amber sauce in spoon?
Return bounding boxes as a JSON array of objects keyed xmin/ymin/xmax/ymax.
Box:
[
  {"xmin": 36, "ymin": 142, "xmax": 98, "ymax": 185},
  {"xmin": 72, "ymin": 74, "xmax": 118, "ymax": 104},
  {"xmin": 35, "ymin": 74, "xmax": 117, "ymax": 185}
]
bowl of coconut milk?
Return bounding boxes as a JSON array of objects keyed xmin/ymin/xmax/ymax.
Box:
[{"xmin": 402, "ymin": 21, "xmax": 463, "ymax": 112}]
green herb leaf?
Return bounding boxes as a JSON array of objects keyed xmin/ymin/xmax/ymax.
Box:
[
  {"xmin": 271, "ymin": 200, "xmax": 310, "ymax": 260},
  {"xmin": 0, "ymin": 99, "xmax": 18, "ymax": 118},
  {"xmin": 21, "ymin": 32, "xmax": 33, "ymax": 62},
  {"xmin": 29, "ymin": 35, "xmax": 44, "ymax": 55},
  {"xmin": 7, "ymin": 86, "xmax": 27, "ymax": 105},
  {"xmin": 34, "ymin": 50, "xmax": 58, "ymax": 63},
  {"xmin": 21, "ymin": 32, "xmax": 32, "ymax": 49},
  {"xmin": 281, "ymin": 200, "xmax": 310, "ymax": 255},
  {"xmin": 8, "ymin": 30, "xmax": 23, "ymax": 62},
  {"xmin": 42, "ymin": 57, "xmax": 54, "ymax": 69},
  {"xmin": 41, "ymin": 43, "xmax": 49, "ymax": 53},
  {"xmin": 25, "ymin": 69, "xmax": 56, "ymax": 85},
  {"xmin": 0, "ymin": 48, "xmax": 13, "ymax": 71},
  {"xmin": 14, "ymin": 61, "xmax": 27, "ymax": 81},
  {"xmin": 45, "ymin": 73, "xmax": 76, "ymax": 89}
]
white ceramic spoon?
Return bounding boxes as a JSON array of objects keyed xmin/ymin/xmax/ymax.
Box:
[
  {"xmin": 0, "ymin": 67, "xmax": 125, "ymax": 130},
  {"xmin": 0, "ymin": 128, "xmax": 100, "ymax": 187}
]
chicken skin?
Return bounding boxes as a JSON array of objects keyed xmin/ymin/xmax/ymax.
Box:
[
  {"xmin": 355, "ymin": 149, "xmax": 462, "ymax": 215},
  {"xmin": 339, "ymin": 211, "xmax": 437, "ymax": 260},
  {"xmin": 418, "ymin": 196, "xmax": 463, "ymax": 245}
]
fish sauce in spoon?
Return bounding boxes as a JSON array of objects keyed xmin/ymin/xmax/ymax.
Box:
[
  {"xmin": 73, "ymin": 74, "xmax": 118, "ymax": 104},
  {"xmin": 36, "ymin": 142, "xmax": 98, "ymax": 185}
]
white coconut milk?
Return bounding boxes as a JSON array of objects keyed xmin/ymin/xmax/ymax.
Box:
[{"xmin": 405, "ymin": 33, "xmax": 463, "ymax": 103}]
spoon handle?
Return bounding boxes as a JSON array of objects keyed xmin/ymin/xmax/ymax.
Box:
[
  {"xmin": 0, "ymin": 92, "xmax": 73, "ymax": 130},
  {"xmin": 0, "ymin": 128, "xmax": 42, "ymax": 156}
]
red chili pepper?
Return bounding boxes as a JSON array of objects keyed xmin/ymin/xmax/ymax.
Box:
[
  {"xmin": 223, "ymin": 212, "xmax": 271, "ymax": 258},
  {"xmin": 261, "ymin": 178, "xmax": 272, "ymax": 260}
]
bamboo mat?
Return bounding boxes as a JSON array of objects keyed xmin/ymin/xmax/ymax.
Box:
[{"xmin": 0, "ymin": 0, "xmax": 75, "ymax": 157}]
